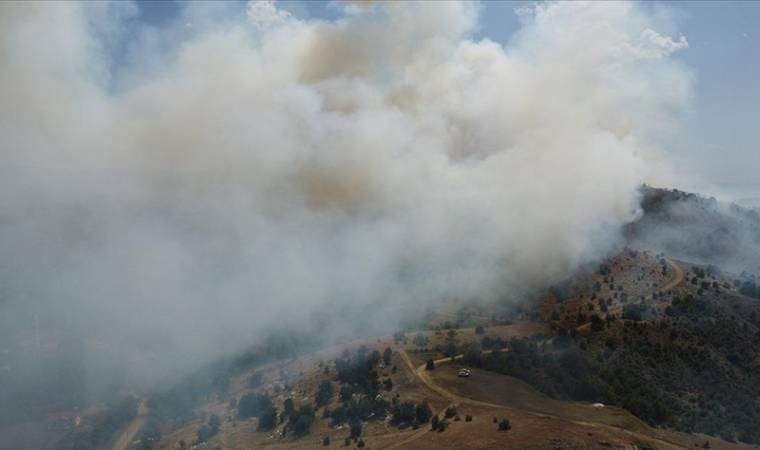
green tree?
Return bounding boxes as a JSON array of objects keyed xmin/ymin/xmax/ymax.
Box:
[
  {"xmin": 290, "ymin": 405, "xmax": 315, "ymax": 436},
  {"xmin": 415, "ymin": 401, "xmax": 432, "ymax": 423},
  {"xmin": 413, "ymin": 333, "xmax": 429, "ymax": 347},
  {"xmin": 283, "ymin": 398, "xmax": 295, "ymax": 417},
  {"xmin": 316, "ymin": 380, "xmax": 333, "ymax": 407},
  {"xmin": 444, "ymin": 329, "xmax": 459, "ymax": 357},
  {"xmin": 383, "ymin": 347, "xmax": 393, "ymax": 365},
  {"xmin": 257, "ymin": 406, "xmax": 278, "ymax": 431},
  {"xmin": 349, "ymin": 418, "xmax": 363, "ymax": 438}
]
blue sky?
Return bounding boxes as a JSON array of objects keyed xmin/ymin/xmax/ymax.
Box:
[{"xmin": 130, "ymin": 0, "xmax": 760, "ymax": 197}]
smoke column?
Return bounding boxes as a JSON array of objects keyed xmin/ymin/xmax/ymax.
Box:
[{"xmin": 0, "ymin": 1, "xmax": 690, "ymax": 393}]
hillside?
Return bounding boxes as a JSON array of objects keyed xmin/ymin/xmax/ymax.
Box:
[{"xmin": 626, "ymin": 186, "xmax": 760, "ymax": 274}]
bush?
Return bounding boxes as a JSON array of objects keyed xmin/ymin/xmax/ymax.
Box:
[
  {"xmin": 323, "ymin": 436, "xmax": 330, "ymax": 446},
  {"xmin": 425, "ymin": 359, "xmax": 435, "ymax": 371},
  {"xmin": 465, "ymin": 415, "xmax": 472, "ymax": 422},
  {"xmin": 475, "ymin": 325, "xmax": 485, "ymax": 335},
  {"xmin": 498, "ymin": 418, "xmax": 511, "ymax": 431},
  {"xmin": 444, "ymin": 405, "xmax": 457, "ymax": 419}
]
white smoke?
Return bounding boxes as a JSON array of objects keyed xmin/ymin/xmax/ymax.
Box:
[{"xmin": 0, "ymin": 1, "xmax": 690, "ymax": 391}]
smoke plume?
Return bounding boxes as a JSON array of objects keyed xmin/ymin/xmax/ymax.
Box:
[{"xmin": 0, "ymin": 1, "xmax": 690, "ymax": 397}]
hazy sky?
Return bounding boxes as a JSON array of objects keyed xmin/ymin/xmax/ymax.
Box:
[{"xmin": 129, "ymin": 0, "xmax": 759, "ymax": 198}]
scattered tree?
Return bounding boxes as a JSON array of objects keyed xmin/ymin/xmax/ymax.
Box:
[
  {"xmin": 316, "ymin": 380, "xmax": 333, "ymax": 407},
  {"xmin": 383, "ymin": 347, "xmax": 393, "ymax": 365},
  {"xmin": 349, "ymin": 418, "xmax": 363, "ymax": 439},
  {"xmin": 413, "ymin": 333, "xmax": 429, "ymax": 347},
  {"xmin": 415, "ymin": 401, "xmax": 432, "ymax": 424}
]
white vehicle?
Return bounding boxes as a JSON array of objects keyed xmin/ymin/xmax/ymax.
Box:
[{"xmin": 457, "ymin": 368, "xmax": 471, "ymax": 377}]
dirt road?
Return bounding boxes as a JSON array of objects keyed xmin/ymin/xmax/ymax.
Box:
[
  {"xmin": 110, "ymin": 398, "xmax": 148, "ymax": 450},
  {"xmin": 605, "ymin": 258, "xmax": 685, "ymax": 319},
  {"xmin": 384, "ymin": 348, "xmax": 690, "ymax": 450},
  {"xmin": 662, "ymin": 258, "xmax": 685, "ymax": 291}
]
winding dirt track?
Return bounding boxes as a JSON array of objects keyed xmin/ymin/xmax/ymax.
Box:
[
  {"xmin": 110, "ymin": 399, "xmax": 148, "ymax": 450},
  {"xmin": 384, "ymin": 348, "xmax": 689, "ymax": 450},
  {"xmin": 384, "ymin": 260, "xmax": 689, "ymax": 449},
  {"xmin": 604, "ymin": 258, "xmax": 685, "ymax": 319},
  {"xmin": 662, "ymin": 259, "xmax": 685, "ymax": 292}
]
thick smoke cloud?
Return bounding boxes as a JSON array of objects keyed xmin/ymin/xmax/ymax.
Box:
[{"xmin": 0, "ymin": 1, "xmax": 690, "ymax": 396}]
